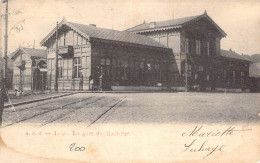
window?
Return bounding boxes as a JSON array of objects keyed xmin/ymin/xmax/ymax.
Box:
[
  {"xmin": 58, "ymin": 59, "xmax": 63, "ymax": 78},
  {"xmin": 147, "ymin": 63, "xmax": 152, "ymax": 71},
  {"xmin": 188, "ymin": 64, "xmax": 192, "ymax": 71},
  {"xmin": 206, "ymin": 42, "xmax": 210, "ymax": 56},
  {"xmin": 121, "ymin": 60, "xmax": 129, "ymax": 80},
  {"xmin": 241, "ymin": 71, "xmax": 245, "ymax": 84},
  {"xmin": 185, "ymin": 38, "xmax": 189, "ymax": 53},
  {"xmin": 194, "ymin": 74, "xmax": 198, "ymax": 80},
  {"xmin": 199, "ymin": 65, "xmax": 204, "ymax": 71},
  {"xmin": 63, "ymin": 59, "xmax": 70, "ymax": 79},
  {"xmin": 101, "ymin": 58, "xmax": 106, "ymax": 65},
  {"xmin": 139, "ymin": 62, "xmax": 144, "ymax": 71},
  {"xmin": 73, "ymin": 57, "xmax": 82, "ymax": 78},
  {"xmin": 233, "ymin": 70, "xmax": 236, "ymax": 82},
  {"xmin": 224, "ymin": 70, "xmax": 227, "ymax": 79},
  {"xmin": 101, "ymin": 58, "xmax": 111, "ymax": 66},
  {"xmin": 206, "ymin": 74, "xmax": 210, "ymax": 81},
  {"xmin": 196, "ymin": 40, "xmax": 201, "ymax": 55},
  {"xmin": 155, "ymin": 63, "xmax": 160, "ymax": 81}
]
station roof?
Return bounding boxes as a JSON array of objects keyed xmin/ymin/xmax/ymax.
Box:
[
  {"xmin": 219, "ymin": 49, "xmax": 252, "ymax": 62},
  {"xmin": 125, "ymin": 11, "xmax": 226, "ymax": 37},
  {"xmin": 11, "ymin": 47, "xmax": 47, "ymax": 60},
  {"xmin": 40, "ymin": 18, "xmax": 167, "ymax": 49}
]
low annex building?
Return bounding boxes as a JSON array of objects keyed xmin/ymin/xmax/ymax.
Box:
[
  {"xmin": 11, "ymin": 47, "xmax": 47, "ymax": 92},
  {"xmin": 40, "ymin": 18, "xmax": 175, "ymax": 91}
]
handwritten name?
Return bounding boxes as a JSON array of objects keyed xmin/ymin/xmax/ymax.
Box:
[{"xmin": 182, "ymin": 126, "xmax": 251, "ymax": 158}]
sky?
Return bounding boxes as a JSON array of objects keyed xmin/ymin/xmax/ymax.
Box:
[{"xmin": 0, "ymin": 0, "xmax": 260, "ymax": 56}]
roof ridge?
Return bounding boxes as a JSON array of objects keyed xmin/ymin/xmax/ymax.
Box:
[
  {"xmin": 153, "ymin": 14, "xmax": 202, "ymax": 24},
  {"xmin": 125, "ymin": 14, "xmax": 202, "ymax": 32},
  {"xmin": 124, "ymin": 21, "xmax": 149, "ymax": 31},
  {"xmin": 221, "ymin": 49, "xmax": 251, "ymax": 61},
  {"xmin": 42, "ymin": 20, "xmax": 167, "ymax": 49}
]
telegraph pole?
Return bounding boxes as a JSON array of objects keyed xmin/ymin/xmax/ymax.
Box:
[
  {"xmin": 54, "ymin": 21, "xmax": 58, "ymax": 91},
  {"xmin": 3, "ymin": 0, "xmax": 8, "ymax": 79},
  {"xmin": 0, "ymin": 0, "xmax": 8, "ymax": 127}
]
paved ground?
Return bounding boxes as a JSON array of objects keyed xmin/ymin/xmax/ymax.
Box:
[{"xmin": 1, "ymin": 92, "xmax": 260, "ymax": 127}]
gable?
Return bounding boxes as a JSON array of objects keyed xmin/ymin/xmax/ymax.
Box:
[
  {"xmin": 11, "ymin": 47, "xmax": 47, "ymax": 60},
  {"xmin": 126, "ymin": 12, "xmax": 226, "ymax": 37},
  {"xmin": 11, "ymin": 49, "xmax": 26, "ymax": 60},
  {"xmin": 184, "ymin": 17, "xmax": 224, "ymax": 38},
  {"xmin": 42, "ymin": 23, "xmax": 89, "ymax": 49}
]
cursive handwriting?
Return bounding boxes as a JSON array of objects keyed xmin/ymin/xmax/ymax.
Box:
[
  {"xmin": 184, "ymin": 139, "xmax": 225, "ymax": 158},
  {"xmin": 182, "ymin": 126, "xmax": 252, "ymax": 138},
  {"xmin": 182, "ymin": 126, "xmax": 252, "ymax": 158}
]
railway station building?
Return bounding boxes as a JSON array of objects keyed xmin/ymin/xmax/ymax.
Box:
[
  {"xmin": 40, "ymin": 11, "xmax": 251, "ymax": 92},
  {"xmin": 40, "ymin": 18, "xmax": 176, "ymax": 91}
]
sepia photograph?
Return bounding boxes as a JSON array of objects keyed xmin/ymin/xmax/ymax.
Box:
[{"xmin": 0, "ymin": 0, "xmax": 260, "ymax": 162}]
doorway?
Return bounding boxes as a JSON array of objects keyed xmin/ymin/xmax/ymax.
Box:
[{"xmin": 100, "ymin": 58, "xmax": 111, "ymax": 90}]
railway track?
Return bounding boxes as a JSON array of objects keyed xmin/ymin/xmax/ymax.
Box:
[
  {"xmin": 39, "ymin": 96, "xmax": 106, "ymax": 127},
  {"xmin": 5, "ymin": 94, "xmax": 83, "ymax": 113},
  {"xmin": 2, "ymin": 96, "xmax": 104, "ymax": 128},
  {"xmin": 2, "ymin": 95, "xmax": 127, "ymax": 128},
  {"xmin": 87, "ymin": 96, "xmax": 126, "ymax": 127}
]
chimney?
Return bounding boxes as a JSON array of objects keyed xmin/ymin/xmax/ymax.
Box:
[
  {"xmin": 89, "ymin": 24, "xmax": 96, "ymax": 27},
  {"xmin": 150, "ymin": 22, "xmax": 156, "ymax": 28}
]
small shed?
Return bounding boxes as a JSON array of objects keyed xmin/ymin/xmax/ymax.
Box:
[{"xmin": 11, "ymin": 47, "xmax": 47, "ymax": 92}]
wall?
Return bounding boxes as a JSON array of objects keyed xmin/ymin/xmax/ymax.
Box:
[
  {"xmin": 90, "ymin": 39, "xmax": 176, "ymax": 90},
  {"xmin": 140, "ymin": 30, "xmax": 181, "ymax": 84},
  {"xmin": 214, "ymin": 59, "xmax": 250, "ymax": 90},
  {"xmin": 46, "ymin": 27, "xmax": 91, "ymax": 91}
]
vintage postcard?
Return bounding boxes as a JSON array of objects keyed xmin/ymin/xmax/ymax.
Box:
[{"xmin": 0, "ymin": 0, "xmax": 260, "ymax": 162}]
